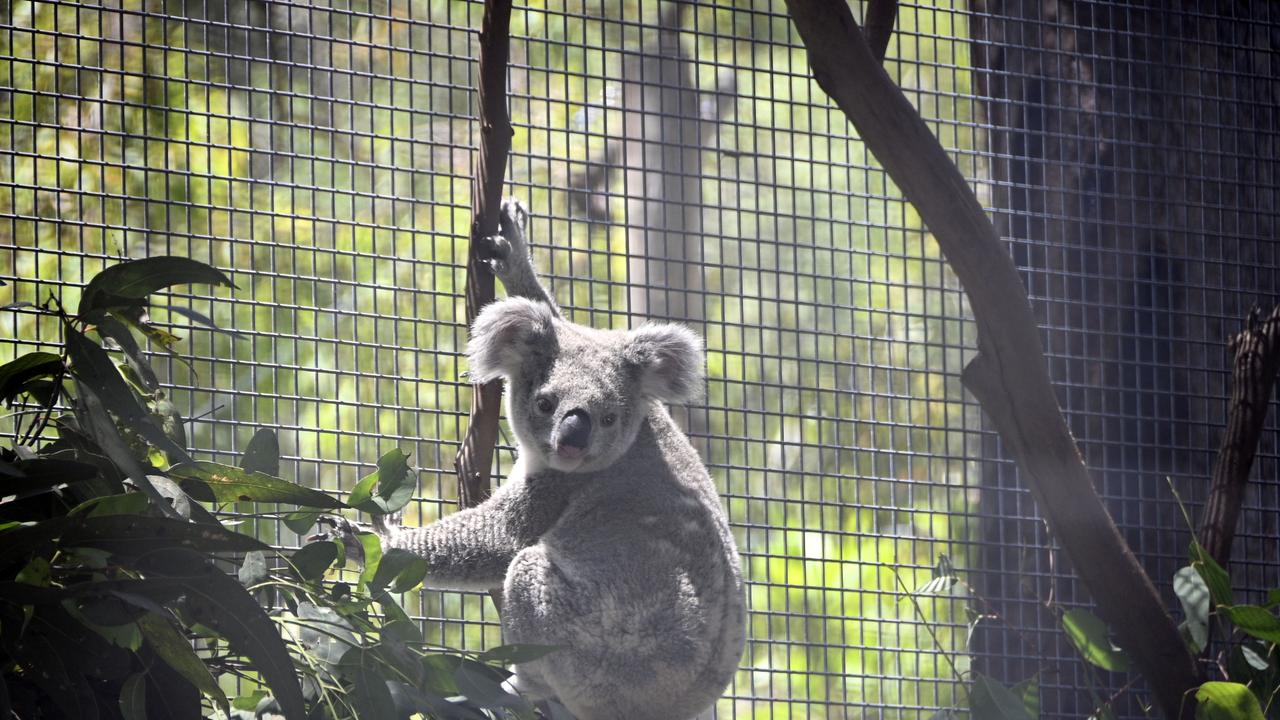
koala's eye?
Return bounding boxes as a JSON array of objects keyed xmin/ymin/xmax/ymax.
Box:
[
  {"xmin": 536, "ymin": 396, "xmax": 556, "ymax": 414},
  {"xmin": 601, "ymin": 412, "xmax": 617, "ymax": 427}
]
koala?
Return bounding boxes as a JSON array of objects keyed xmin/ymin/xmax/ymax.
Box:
[{"xmin": 375, "ymin": 200, "xmax": 746, "ymax": 720}]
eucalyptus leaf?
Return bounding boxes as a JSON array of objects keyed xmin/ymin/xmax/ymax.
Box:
[
  {"xmin": 126, "ymin": 549, "xmax": 305, "ymax": 720},
  {"xmin": 1174, "ymin": 565, "xmax": 1210, "ymax": 652},
  {"xmin": 65, "ymin": 324, "xmax": 191, "ymax": 465},
  {"xmin": 120, "ymin": 671, "xmax": 148, "ymax": 717},
  {"xmin": 60, "ymin": 514, "xmax": 269, "ymax": 556},
  {"xmin": 239, "ymin": 550, "xmax": 269, "ymax": 588},
  {"xmin": 1061, "ymin": 608, "xmax": 1131, "ymax": 672},
  {"xmin": 478, "ymin": 644, "xmax": 561, "ymax": 666},
  {"xmin": 1222, "ymin": 605, "xmax": 1280, "ymax": 644},
  {"xmin": 78, "ymin": 256, "xmax": 234, "ymax": 319},
  {"xmin": 0, "ymin": 351, "xmax": 62, "ymax": 404},
  {"xmin": 240, "ymin": 428, "xmax": 280, "ymax": 477},
  {"xmin": 137, "ymin": 612, "xmax": 228, "ymax": 714},
  {"xmin": 283, "ymin": 509, "xmax": 321, "ymax": 535},
  {"xmin": 369, "ymin": 548, "xmax": 427, "ymax": 595},
  {"xmin": 1195, "ymin": 681, "xmax": 1266, "ymax": 720},
  {"xmin": 160, "ymin": 304, "xmax": 246, "ymax": 339},
  {"xmin": 171, "ymin": 461, "xmax": 344, "ymax": 508},
  {"xmin": 971, "ymin": 672, "xmax": 1035, "ymax": 720},
  {"xmin": 347, "ymin": 448, "xmax": 414, "ymax": 515},
  {"xmin": 94, "ymin": 315, "xmax": 158, "ymax": 391},
  {"xmin": 342, "ymin": 648, "xmax": 398, "ymax": 719},
  {"xmin": 1191, "ymin": 540, "xmax": 1234, "ymax": 607},
  {"xmin": 291, "ymin": 541, "xmax": 338, "ymax": 581}
]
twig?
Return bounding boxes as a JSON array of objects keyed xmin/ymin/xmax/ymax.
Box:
[
  {"xmin": 454, "ymin": 0, "xmax": 515, "ymax": 511},
  {"xmin": 1199, "ymin": 304, "xmax": 1280, "ymax": 566},
  {"xmin": 781, "ymin": 2, "xmax": 1203, "ymax": 717}
]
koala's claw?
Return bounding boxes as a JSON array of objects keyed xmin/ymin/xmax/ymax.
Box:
[
  {"xmin": 500, "ymin": 198, "xmax": 529, "ymax": 236},
  {"xmin": 311, "ymin": 515, "xmax": 370, "ymax": 565}
]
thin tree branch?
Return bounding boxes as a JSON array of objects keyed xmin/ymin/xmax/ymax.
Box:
[
  {"xmin": 782, "ymin": 2, "xmax": 1202, "ymax": 717},
  {"xmin": 864, "ymin": 0, "xmax": 898, "ymax": 62},
  {"xmin": 1199, "ymin": 304, "xmax": 1280, "ymax": 566},
  {"xmin": 455, "ymin": 0, "xmax": 514, "ymax": 511}
]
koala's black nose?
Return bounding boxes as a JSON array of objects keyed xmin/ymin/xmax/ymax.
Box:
[{"xmin": 557, "ymin": 409, "xmax": 592, "ymax": 452}]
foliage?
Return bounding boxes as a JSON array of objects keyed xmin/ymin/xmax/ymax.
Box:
[
  {"xmin": 906, "ymin": 536, "xmax": 1280, "ymax": 719},
  {"xmin": 0, "ymin": 258, "xmax": 552, "ymax": 719}
]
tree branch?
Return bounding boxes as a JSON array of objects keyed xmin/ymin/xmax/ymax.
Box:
[
  {"xmin": 864, "ymin": 0, "xmax": 898, "ymax": 62},
  {"xmin": 455, "ymin": 0, "xmax": 514, "ymax": 510},
  {"xmin": 782, "ymin": 1, "xmax": 1202, "ymax": 716},
  {"xmin": 1199, "ymin": 304, "xmax": 1280, "ymax": 566}
]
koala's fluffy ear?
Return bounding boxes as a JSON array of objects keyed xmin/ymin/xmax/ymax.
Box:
[
  {"xmin": 467, "ymin": 297, "xmax": 556, "ymax": 382},
  {"xmin": 625, "ymin": 323, "xmax": 705, "ymax": 404}
]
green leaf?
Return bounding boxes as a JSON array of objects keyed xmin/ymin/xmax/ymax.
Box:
[
  {"xmin": 357, "ymin": 532, "xmax": 384, "ymax": 592},
  {"xmin": 94, "ymin": 315, "xmax": 158, "ymax": 391},
  {"xmin": 171, "ymin": 461, "xmax": 344, "ymax": 508},
  {"xmin": 1221, "ymin": 605, "xmax": 1280, "ymax": 644},
  {"xmin": 60, "ymin": 514, "xmax": 269, "ymax": 556},
  {"xmin": 70, "ymin": 491, "xmax": 150, "ymax": 518},
  {"xmin": 240, "ymin": 428, "xmax": 280, "ymax": 477},
  {"xmin": 0, "ymin": 351, "xmax": 62, "ymax": 404},
  {"xmin": 1061, "ymin": 608, "xmax": 1132, "ymax": 672},
  {"xmin": 478, "ymin": 644, "xmax": 561, "ymax": 665},
  {"xmin": 369, "ymin": 548, "xmax": 428, "ymax": 595},
  {"xmin": 78, "ymin": 256, "xmax": 234, "ymax": 318},
  {"xmin": 342, "ymin": 649, "xmax": 398, "ymax": 720},
  {"xmin": 1195, "ymin": 681, "xmax": 1266, "ymax": 720},
  {"xmin": 971, "ymin": 673, "xmax": 1035, "ymax": 720},
  {"xmin": 1175, "ymin": 565, "xmax": 1210, "ymax": 652},
  {"xmin": 283, "ymin": 509, "xmax": 321, "ymax": 535},
  {"xmin": 137, "ymin": 613, "xmax": 228, "ymax": 714},
  {"xmin": 232, "ymin": 690, "xmax": 267, "ymax": 711},
  {"xmin": 126, "ymin": 549, "xmax": 305, "ymax": 720},
  {"xmin": 66, "ymin": 325, "xmax": 191, "ymax": 465},
  {"xmin": 239, "ymin": 550, "xmax": 269, "ymax": 588},
  {"xmin": 2, "ymin": 457, "xmax": 102, "ymax": 498},
  {"xmin": 1191, "ymin": 541, "xmax": 1234, "ymax": 607},
  {"xmin": 454, "ymin": 660, "xmax": 512, "ymax": 708},
  {"xmin": 291, "ymin": 541, "xmax": 338, "ymax": 581},
  {"xmin": 347, "ymin": 448, "xmax": 414, "ymax": 515},
  {"xmin": 1011, "ymin": 674, "xmax": 1040, "ymax": 718}
]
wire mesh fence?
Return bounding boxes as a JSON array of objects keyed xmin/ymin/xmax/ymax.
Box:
[{"xmin": 1, "ymin": 0, "xmax": 1275, "ymax": 718}]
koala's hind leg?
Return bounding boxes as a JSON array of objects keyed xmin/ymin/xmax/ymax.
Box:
[
  {"xmin": 502, "ymin": 545, "xmax": 660, "ymax": 720},
  {"xmin": 482, "ymin": 199, "xmax": 559, "ymax": 312}
]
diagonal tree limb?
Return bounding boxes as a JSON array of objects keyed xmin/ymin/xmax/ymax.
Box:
[
  {"xmin": 864, "ymin": 0, "xmax": 898, "ymax": 62},
  {"xmin": 1199, "ymin": 304, "xmax": 1280, "ymax": 567},
  {"xmin": 455, "ymin": 0, "xmax": 514, "ymax": 511},
  {"xmin": 781, "ymin": 1, "xmax": 1202, "ymax": 717}
]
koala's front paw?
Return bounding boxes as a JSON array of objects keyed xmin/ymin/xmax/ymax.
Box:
[
  {"xmin": 481, "ymin": 198, "xmax": 533, "ymax": 281},
  {"xmin": 311, "ymin": 515, "xmax": 370, "ymax": 566}
]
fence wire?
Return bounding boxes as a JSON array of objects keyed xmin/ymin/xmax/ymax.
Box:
[{"xmin": 1, "ymin": 0, "xmax": 1275, "ymax": 718}]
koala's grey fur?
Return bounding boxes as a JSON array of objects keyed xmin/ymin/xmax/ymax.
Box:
[{"xmin": 376, "ymin": 200, "xmax": 745, "ymax": 720}]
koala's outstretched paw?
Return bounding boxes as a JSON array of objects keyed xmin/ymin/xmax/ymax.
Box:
[
  {"xmin": 481, "ymin": 198, "xmax": 533, "ymax": 283},
  {"xmin": 499, "ymin": 197, "xmax": 529, "ymax": 240},
  {"xmin": 312, "ymin": 515, "xmax": 370, "ymax": 566}
]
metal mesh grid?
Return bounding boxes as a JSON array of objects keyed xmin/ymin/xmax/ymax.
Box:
[
  {"xmin": 971, "ymin": 1, "xmax": 1279, "ymax": 716},
  {"xmin": 1, "ymin": 0, "xmax": 1274, "ymax": 718}
]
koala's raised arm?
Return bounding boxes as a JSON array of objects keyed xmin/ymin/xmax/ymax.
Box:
[
  {"xmin": 378, "ymin": 470, "xmax": 577, "ymax": 591},
  {"xmin": 483, "ymin": 200, "xmax": 560, "ymax": 315}
]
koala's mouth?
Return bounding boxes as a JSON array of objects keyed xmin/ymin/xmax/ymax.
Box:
[{"xmin": 548, "ymin": 443, "xmax": 588, "ymax": 471}]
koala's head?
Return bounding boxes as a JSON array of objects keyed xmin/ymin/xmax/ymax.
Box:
[{"xmin": 466, "ymin": 297, "xmax": 703, "ymax": 473}]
